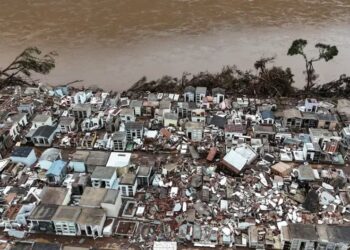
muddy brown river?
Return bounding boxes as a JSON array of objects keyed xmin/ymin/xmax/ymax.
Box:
[{"xmin": 1, "ymin": 0, "xmax": 350, "ymax": 90}]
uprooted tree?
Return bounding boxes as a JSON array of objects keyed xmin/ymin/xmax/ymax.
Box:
[
  {"xmin": 0, "ymin": 47, "xmax": 57, "ymax": 89},
  {"xmin": 287, "ymin": 39, "xmax": 338, "ymax": 93}
]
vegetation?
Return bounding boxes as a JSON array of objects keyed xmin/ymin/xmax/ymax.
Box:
[
  {"xmin": 0, "ymin": 47, "xmax": 57, "ymax": 88},
  {"xmin": 253, "ymin": 57, "xmax": 294, "ymax": 97},
  {"xmin": 287, "ymin": 39, "xmax": 338, "ymax": 93},
  {"xmin": 129, "ymin": 39, "xmax": 345, "ymax": 99},
  {"xmin": 129, "ymin": 58, "xmax": 296, "ymax": 98},
  {"xmin": 312, "ymin": 74, "xmax": 350, "ymax": 98},
  {"xmin": 1, "ymin": 43, "xmax": 347, "ymax": 99}
]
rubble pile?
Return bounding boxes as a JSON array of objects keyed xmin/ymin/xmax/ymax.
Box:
[{"xmin": 0, "ymin": 85, "xmax": 349, "ymax": 249}]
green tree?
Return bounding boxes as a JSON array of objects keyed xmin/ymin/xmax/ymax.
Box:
[
  {"xmin": 287, "ymin": 39, "xmax": 338, "ymax": 92},
  {"xmin": 0, "ymin": 47, "xmax": 57, "ymax": 88}
]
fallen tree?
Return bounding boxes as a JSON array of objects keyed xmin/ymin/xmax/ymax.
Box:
[
  {"xmin": 128, "ymin": 58, "xmax": 296, "ymax": 98},
  {"xmin": 311, "ymin": 74, "xmax": 350, "ymax": 98},
  {"xmin": 0, "ymin": 47, "xmax": 57, "ymax": 89}
]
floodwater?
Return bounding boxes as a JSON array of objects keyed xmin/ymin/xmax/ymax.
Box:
[{"xmin": 0, "ymin": 0, "xmax": 350, "ymax": 90}]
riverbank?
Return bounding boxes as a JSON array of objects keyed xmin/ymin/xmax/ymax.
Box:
[
  {"xmin": 1, "ymin": 1, "xmax": 350, "ymax": 90},
  {"xmin": 125, "ymin": 66, "xmax": 350, "ymax": 100}
]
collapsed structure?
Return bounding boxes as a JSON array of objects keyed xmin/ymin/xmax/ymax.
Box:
[{"xmin": 0, "ymin": 85, "xmax": 350, "ymax": 249}]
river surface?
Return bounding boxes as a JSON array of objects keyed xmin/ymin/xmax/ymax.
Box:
[{"xmin": 1, "ymin": 0, "xmax": 350, "ymax": 90}]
